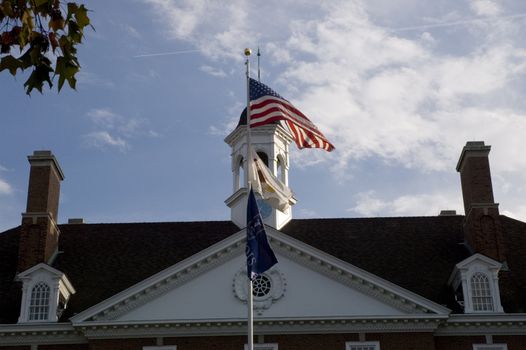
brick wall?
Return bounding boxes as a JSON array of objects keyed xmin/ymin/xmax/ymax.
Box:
[
  {"xmin": 435, "ymin": 336, "xmax": 486, "ymax": 350},
  {"xmin": 2, "ymin": 333, "xmax": 523, "ymax": 350},
  {"xmin": 264, "ymin": 333, "xmax": 358, "ymax": 350},
  {"xmin": 369, "ymin": 333, "xmax": 435, "ymax": 350},
  {"xmin": 17, "ymin": 216, "xmax": 59, "ymax": 272},
  {"xmin": 40, "ymin": 345, "xmax": 89, "ymax": 350},
  {"xmin": 493, "ymin": 335, "xmax": 526, "ymax": 350},
  {"xmin": 162, "ymin": 333, "xmax": 435, "ymax": 350},
  {"xmin": 164, "ymin": 335, "xmax": 245, "ymax": 350},
  {"xmin": 459, "ymin": 155, "xmax": 494, "ymax": 212},
  {"xmin": 436, "ymin": 335, "xmax": 526, "ymax": 350},
  {"xmin": 26, "ymin": 165, "xmax": 61, "ymax": 218},
  {"xmin": 88, "ymin": 338, "xmax": 156, "ymax": 350},
  {"xmin": 463, "ymin": 207, "xmax": 506, "ymax": 262}
]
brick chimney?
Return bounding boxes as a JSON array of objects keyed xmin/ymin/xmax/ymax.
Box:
[
  {"xmin": 17, "ymin": 151, "xmax": 65, "ymax": 272},
  {"xmin": 456, "ymin": 141, "xmax": 505, "ymax": 261}
]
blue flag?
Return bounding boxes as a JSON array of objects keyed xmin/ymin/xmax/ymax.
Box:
[{"xmin": 246, "ymin": 187, "xmax": 278, "ymax": 280}]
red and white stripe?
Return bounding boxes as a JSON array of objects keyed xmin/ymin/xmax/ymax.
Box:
[{"xmin": 249, "ymin": 96, "xmax": 334, "ymax": 151}]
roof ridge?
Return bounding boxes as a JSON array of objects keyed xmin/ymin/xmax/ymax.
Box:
[{"xmin": 58, "ymin": 220, "xmax": 235, "ymax": 227}]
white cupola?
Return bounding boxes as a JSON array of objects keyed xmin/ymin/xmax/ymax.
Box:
[{"xmin": 224, "ymin": 110, "xmax": 296, "ymax": 229}]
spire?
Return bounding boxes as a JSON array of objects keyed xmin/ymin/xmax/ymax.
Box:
[{"xmin": 224, "ymin": 117, "xmax": 296, "ymax": 230}]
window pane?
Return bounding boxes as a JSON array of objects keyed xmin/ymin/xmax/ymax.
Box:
[
  {"xmin": 471, "ymin": 273, "xmax": 494, "ymax": 311},
  {"xmin": 346, "ymin": 342, "xmax": 379, "ymax": 350},
  {"xmin": 473, "ymin": 345, "xmax": 507, "ymax": 350},
  {"xmin": 29, "ymin": 282, "xmax": 50, "ymax": 321}
]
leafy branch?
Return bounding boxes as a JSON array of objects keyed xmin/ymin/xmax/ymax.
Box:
[{"xmin": 0, "ymin": 0, "xmax": 92, "ymax": 95}]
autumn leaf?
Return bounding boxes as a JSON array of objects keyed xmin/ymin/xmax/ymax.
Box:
[
  {"xmin": 1, "ymin": 0, "xmax": 92, "ymax": 94},
  {"xmin": 0, "ymin": 55, "xmax": 22, "ymax": 75}
]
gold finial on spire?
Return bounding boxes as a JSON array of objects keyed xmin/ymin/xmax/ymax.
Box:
[{"xmin": 244, "ymin": 48, "xmax": 252, "ymax": 56}]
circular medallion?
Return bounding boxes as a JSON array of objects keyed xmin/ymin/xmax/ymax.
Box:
[
  {"xmin": 252, "ymin": 274, "xmax": 272, "ymax": 297},
  {"xmin": 233, "ymin": 268, "xmax": 286, "ymax": 315},
  {"xmin": 256, "ymin": 198, "xmax": 272, "ymax": 219}
]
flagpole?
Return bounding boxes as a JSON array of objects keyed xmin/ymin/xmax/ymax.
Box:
[
  {"xmin": 257, "ymin": 47, "xmax": 261, "ymax": 82},
  {"xmin": 244, "ymin": 47, "xmax": 254, "ymax": 350}
]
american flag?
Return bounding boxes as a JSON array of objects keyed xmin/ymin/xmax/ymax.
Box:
[{"xmin": 249, "ymin": 78, "xmax": 335, "ymax": 152}]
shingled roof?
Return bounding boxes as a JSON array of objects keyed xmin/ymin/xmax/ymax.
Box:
[{"xmin": 1, "ymin": 215, "xmax": 526, "ymax": 324}]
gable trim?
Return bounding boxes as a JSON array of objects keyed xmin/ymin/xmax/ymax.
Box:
[
  {"xmin": 70, "ymin": 230, "xmax": 247, "ymax": 322},
  {"xmin": 71, "ymin": 226, "xmax": 450, "ymax": 323},
  {"xmin": 16, "ymin": 263, "xmax": 75, "ymax": 293},
  {"xmin": 267, "ymin": 228, "xmax": 451, "ymax": 315}
]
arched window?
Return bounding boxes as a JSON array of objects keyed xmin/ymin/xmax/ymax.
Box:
[
  {"xmin": 471, "ymin": 273, "xmax": 494, "ymax": 311},
  {"xmin": 276, "ymin": 155, "xmax": 286, "ymax": 183},
  {"xmin": 257, "ymin": 152, "xmax": 269, "ymax": 167},
  {"xmin": 237, "ymin": 157, "xmax": 245, "ymax": 190},
  {"xmin": 29, "ymin": 282, "xmax": 50, "ymax": 320}
]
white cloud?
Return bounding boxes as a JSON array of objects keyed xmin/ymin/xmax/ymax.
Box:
[
  {"xmin": 144, "ymin": 0, "xmax": 526, "ymax": 165},
  {"xmin": 121, "ymin": 23, "xmax": 142, "ymax": 39},
  {"xmin": 502, "ymin": 206, "xmax": 526, "ymax": 221},
  {"xmin": 83, "ymin": 131, "xmax": 128, "ymax": 152},
  {"xmin": 349, "ymin": 191, "xmax": 389, "ymax": 216},
  {"xmin": 148, "ymin": 130, "xmax": 162, "ymax": 138},
  {"xmin": 77, "ymin": 72, "xmax": 115, "ymax": 89},
  {"xmin": 470, "ymin": 0, "xmax": 502, "ymax": 16},
  {"xmin": 208, "ymin": 101, "xmax": 244, "ymax": 136},
  {"xmin": 86, "ymin": 108, "xmax": 122, "ymax": 129},
  {"xmin": 200, "ymin": 65, "xmax": 227, "ymax": 77},
  {"xmin": 297, "ymin": 208, "xmax": 318, "ymax": 218},
  {"xmin": 349, "ymin": 190, "xmax": 462, "ymax": 217},
  {"xmin": 143, "ymin": 0, "xmax": 254, "ymax": 61},
  {"xmin": 0, "ymin": 178, "xmax": 12, "ymax": 196},
  {"xmin": 83, "ymin": 108, "xmax": 159, "ymax": 151},
  {"xmin": 0, "ymin": 165, "xmax": 12, "ymax": 196},
  {"xmin": 144, "ymin": 0, "xmax": 526, "ymax": 221}
]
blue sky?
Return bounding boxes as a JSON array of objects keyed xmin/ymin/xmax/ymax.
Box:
[{"xmin": 2, "ymin": 0, "xmax": 526, "ymax": 231}]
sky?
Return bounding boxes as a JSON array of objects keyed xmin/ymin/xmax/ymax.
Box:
[{"xmin": 2, "ymin": 0, "xmax": 526, "ymax": 231}]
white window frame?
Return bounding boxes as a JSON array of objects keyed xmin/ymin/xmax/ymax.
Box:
[
  {"xmin": 473, "ymin": 344, "xmax": 508, "ymax": 350},
  {"xmin": 244, "ymin": 343, "xmax": 278, "ymax": 350},
  {"xmin": 28, "ymin": 281, "xmax": 51, "ymax": 321},
  {"xmin": 470, "ymin": 272, "xmax": 494, "ymax": 311},
  {"xmin": 143, "ymin": 347, "xmax": 177, "ymax": 350},
  {"xmin": 16, "ymin": 263, "xmax": 76, "ymax": 323},
  {"xmin": 346, "ymin": 341, "xmax": 380, "ymax": 350},
  {"xmin": 448, "ymin": 254, "xmax": 504, "ymax": 314}
]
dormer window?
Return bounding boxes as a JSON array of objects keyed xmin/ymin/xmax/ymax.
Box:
[
  {"xmin": 29, "ymin": 282, "xmax": 51, "ymax": 321},
  {"xmin": 471, "ymin": 272, "xmax": 494, "ymax": 311},
  {"xmin": 16, "ymin": 263, "xmax": 75, "ymax": 323},
  {"xmin": 448, "ymin": 253, "xmax": 503, "ymax": 314}
]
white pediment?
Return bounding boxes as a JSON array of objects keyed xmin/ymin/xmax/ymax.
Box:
[
  {"xmin": 71, "ymin": 227, "xmax": 449, "ymax": 324},
  {"xmin": 116, "ymin": 253, "xmax": 404, "ymax": 322}
]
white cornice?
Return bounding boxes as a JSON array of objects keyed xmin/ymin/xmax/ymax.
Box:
[
  {"xmin": 435, "ymin": 314, "xmax": 526, "ymax": 335},
  {"xmin": 4, "ymin": 313, "xmax": 526, "ymax": 344},
  {"xmin": 0, "ymin": 323, "xmax": 86, "ymax": 346},
  {"xmin": 21, "ymin": 212, "xmax": 60, "ymax": 230},
  {"xmin": 224, "ymin": 124, "xmax": 293, "ymax": 147},
  {"xmin": 225, "ymin": 188, "xmax": 247, "ymax": 207},
  {"xmin": 74, "ymin": 315, "xmax": 446, "ymax": 339}
]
